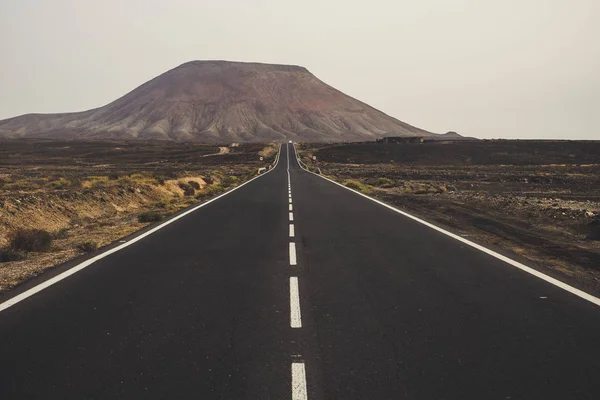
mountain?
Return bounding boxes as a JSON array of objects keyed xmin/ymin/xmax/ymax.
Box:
[{"xmin": 0, "ymin": 60, "xmax": 438, "ymax": 142}]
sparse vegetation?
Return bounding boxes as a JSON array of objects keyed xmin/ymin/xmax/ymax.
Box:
[
  {"xmin": 8, "ymin": 229, "xmax": 53, "ymax": 253},
  {"xmin": 220, "ymin": 175, "xmax": 239, "ymax": 188},
  {"xmin": 0, "ymin": 250, "xmax": 26, "ymax": 263},
  {"xmin": 178, "ymin": 182, "xmax": 195, "ymax": 196},
  {"xmin": 258, "ymin": 145, "xmax": 279, "ymax": 163},
  {"xmin": 196, "ymin": 184, "xmax": 225, "ymax": 200},
  {"xmin": 76, "ymin": 240, "xmax": 98, "ymax": 253},
  {"xmin": 404, "ymin": 183, "xmax": 447, "ymax": 195},
  {"xmin": 0, "ymin": 140, "xmax": 275, "ymax": 291},
  {"xmin": 138, "ymin": 211, "xmax": 165, "ymax": 223},
  {"xmin": 344, "ymin": 179, "xmax": 371, "ymax": 194},
  {"xmin": 374, "ymin": 177, "xmax": 395, "ymax": 188},
  {"xmin": 50, "ymin": 177, "xmax": 71, "ymax": 189},
  {"xmin": 154, "ymin": 201, "xmax": 168, "ymax": 209},
  {"xmin": 54, "ymin": 228, "xmax": 70, "ymax": 239}
]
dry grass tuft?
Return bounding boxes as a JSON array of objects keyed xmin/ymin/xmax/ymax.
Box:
[{"xmin": 8, "ymin": 229, "xmax": 53, "ymax": 253}]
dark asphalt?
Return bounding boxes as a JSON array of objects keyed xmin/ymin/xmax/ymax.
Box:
[{"xmin": 1, "ymin": 143, "xmax": 600, "ymax": 399}]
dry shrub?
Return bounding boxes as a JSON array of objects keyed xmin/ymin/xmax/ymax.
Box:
[
  {"xmin": 374, "ymin": 177, "xmax": 395, "ymax": 188},
  {"xmin": 8, "ymin": 229, "xmax": 53, "ymax": 252},
  {"xmin": 221, "ymin": 175, "xmax": 239, "ymax": 188},
  {"xmin": 344, "ymin": 179, "xmax": 371, "ymax": 194},
  {"xmin": 138, "ymin": 211, "xmax": 164, "ymax": 223},
  {"xmin": 178, "ymin": 182, "xmax": 195, "ymax": 196},
  {"xmin": 76, "ymin": 241, "xmax": 98, "ymax": 253},
  {"xmin": 0, "ymin": 250, "xmax": 26, "ymax": 262},
  {"xmin": 54, "ymin": 228, "xmax": 69, "ymax": 239},
  {"xmin": 196, "ymin": 185, "xmax": 225, "ymax": 200}
]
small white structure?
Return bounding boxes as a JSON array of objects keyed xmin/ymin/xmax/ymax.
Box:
[{"xmin": 258, "ymin": 167, "xmax": 267, "ymax": 174}]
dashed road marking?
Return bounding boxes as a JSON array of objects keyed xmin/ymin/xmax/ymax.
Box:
[
  {"xmin": 287, "ymin": 144, "xmax": 308, "ymax": 398},
  {"xmin": 290, "ymin": 277, "xmax": 302, "ymax": 328},
  {"xmin": 289, "ymin": 242, "xmax": 297, "ymax": 265},
  {"xmin": 292, "ymin": 362, "xmax": 308, "ymax": 400}
]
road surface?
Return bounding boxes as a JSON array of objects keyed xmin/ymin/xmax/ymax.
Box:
[{"xmin": 1, "ymin": 143, "xmax": 600, "ymax": 399}]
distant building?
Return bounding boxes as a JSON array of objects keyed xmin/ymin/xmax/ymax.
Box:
[{"xmin": 376, "ymin": 136, "xmax": 424, "ymax": 144}]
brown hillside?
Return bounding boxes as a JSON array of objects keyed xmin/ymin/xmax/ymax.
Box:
[{"xmin": 0, "ymin": 60, "xmax": 435, "ymax": 142}]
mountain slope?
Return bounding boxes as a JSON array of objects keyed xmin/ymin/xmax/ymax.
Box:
[{"xmin": 0, "ymin": 60, "xmax": 435, "ymax": 142}]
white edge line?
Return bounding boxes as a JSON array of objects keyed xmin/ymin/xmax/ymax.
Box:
[
  {"xmin": 290, "ymin": 276, "xmax": 302, "ymax": 328},
  {"xmin": 292, "ymin": 144, "xmax": 600, "ymax": 307},
  {"xmin": 289, "ymin": 242, "xmax": 297, "ymax": 265},
  {"xmin": 292, "ymin": 362, "xmax": 308, "ymax": 400},
  {"xmin": 0, "ymin": 144, "xmax": 285, "ymax": 313}
]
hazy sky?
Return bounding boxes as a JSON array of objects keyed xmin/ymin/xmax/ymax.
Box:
[{"xmin": 1, "ymin": 0, "xmax": 599, "ymax": 139}]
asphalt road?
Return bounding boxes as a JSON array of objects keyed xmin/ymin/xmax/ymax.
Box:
[{"xmin": 1, "ymin": 143, "xmax": 600, "ymax": 399}]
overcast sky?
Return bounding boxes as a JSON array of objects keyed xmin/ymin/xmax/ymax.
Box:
[{"xmin": 1, "ymin": 0, "xmax": 599, "ymax": 139}]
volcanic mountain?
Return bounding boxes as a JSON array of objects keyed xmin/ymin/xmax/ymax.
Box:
[{"xmin": 0, "ymin": 60, "xmax": 436, "ymax": 142}]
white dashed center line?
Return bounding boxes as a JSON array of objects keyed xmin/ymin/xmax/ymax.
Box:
[
  {"xmin": 292, "ymin": 362, "xmax": 308, "ymax": 400},
  {"xmin": 289, "ymin": 242, "xmax": 297, "ymax": 265},
  {"xmin": 290, "ymin": 277, "xmax": 302, "ymax": 328},
  {"xmin": 287, "ymin": 144, "xmax": 310, "ymax": 399}
]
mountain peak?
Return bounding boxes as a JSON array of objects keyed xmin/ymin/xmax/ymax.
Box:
[
  {"xmin": 177, "ymin": 60, "xmax": 309, "ymax": 72},
  {"xmin": 0, "ymin": 60, "xmax": 435, "ymax": 142}
]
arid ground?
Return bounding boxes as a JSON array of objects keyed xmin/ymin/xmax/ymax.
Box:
[
  {"xmin": 0, "ymin": 139, "xmax": 277, "ymax": 291},
  {"xmin": 297, "ymin": 140, "xmax": 600, "ymax": 295}
]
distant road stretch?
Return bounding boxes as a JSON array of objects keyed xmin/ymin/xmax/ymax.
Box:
[{"xmin": 1, "ymin": 143, "xmax": 600, "ymax": 399}]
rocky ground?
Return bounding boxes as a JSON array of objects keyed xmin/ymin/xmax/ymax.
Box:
[
  {"xmin": 0, "ymin": 139, "xmax": 277, "ymax": 291},
  {"xmin": 298, "ymin": 140, "xmax": 600, "ymax": 295}
]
